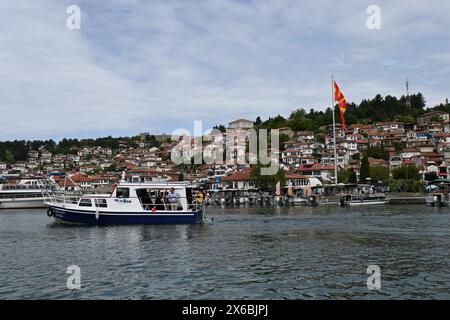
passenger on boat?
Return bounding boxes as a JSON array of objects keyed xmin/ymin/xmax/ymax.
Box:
[
  {"xmin": 196, "ymin": 190, "xmax": 204, "ymax": 205},
  {"xmin": 168, "ymin": 187, "xmax": 180, "ymax": 211},
  {"xmin": 163, "ymin": 191, "xmax": 169, "ymax": 210},
  {"xmin": 154, "ymin": 195, "xmax": 165, "ymax": 211}
]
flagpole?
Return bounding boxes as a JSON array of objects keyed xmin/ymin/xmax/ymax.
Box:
[{"xmin": 331, "ymin": 75, "xmax": 338, "ymax": 185}]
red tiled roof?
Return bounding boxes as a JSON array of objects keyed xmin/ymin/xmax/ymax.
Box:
[
  {"xmin": 285, "ymin": 173, "xmax": 308, "ymax": 179},
  {"xmin": 368, "ymin": 157, "xmax": 389, "ymax": 166},
  {"xmin": 221, "ymin": 170, "xmax": 255, "ymax": 181},
  {"xmin": 296, "ymin": 163, "xmax": 335, "ymax": 171},
  {"xmin": 122, "ymin": 162, "xmax": 138, "ymax": 169},
  {"xmin": 56, "ymin": 179, "xmax": 76, "ymax": 187},
  {"xmin": 128, "ymin": 168, "xmax": 161, "ymax": 173},
  {"xmin": 70, "ymin": 173, "xmax": 92, "ymax": 182},
  {"xmin": 420, "ymin": 153, "xmax": 442, "ymax": 157}
]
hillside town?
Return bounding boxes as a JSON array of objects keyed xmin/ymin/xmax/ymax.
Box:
[{"xmin": 2, "ymin": 109, "xmax": 450, "ymax": 195}]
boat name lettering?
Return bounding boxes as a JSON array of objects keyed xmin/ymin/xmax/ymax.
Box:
[{"xmin": 114, "ymin": 199, "xmax": 132, "ymax": 204}]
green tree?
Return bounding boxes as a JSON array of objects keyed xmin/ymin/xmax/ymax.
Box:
[
  {"xmin": 288, "ymin": 114, "xmax": 315, "ymax": 131},
  {"xmin": 389, "ymin": 179, "xmax": 424, "ymax": 193},
  {"xmin": 367, "ymin": 147, "xmax": 389, "ymax": 161},
  {"xmin": 315, "ymin": 133, "xmax": 326, "ymax": 144},
  {"xmin": 254, "ymin": 117, "xmax": 262, "ymax": 127},
  {"xmin": 348, "ymin": 170, "xmax": 357, "ymax": 183},
  {"xmin": 392, "ymin": 166, "xmax": 420, "ymax": 181},
  {"xmin": 4, "ymin": 150, "xmax": 15, "ymax": 164},
  {"xmin": 261, "ymin": 115, "xmax": 288, "ymax": 129},
  {"xmin": 424, "ymin": 172, "xmax": 438, "ymax": 182},
  {"xmin": 338, "ymin": 169, "xmax": 350, "ymax": 183},
  {"xmin": 338, "ymin": 169, "xmax": 358, "ymax": 184},
  {"xmin": 370, "ymin": 166, "xmax": 389, "ymax": 182},
  {"xmin": 213, "ymin": 124, "xmax": 226, "ymax": 133},
  {"xmin": 360, "ymin": 155, "xmax": 370, "ymax": 183},
  {"xmin": 251, "ymin": 162, "xmax": 285, "ymax": 191},
  {"xmin": 279, "ymin": 133, "xmax": 290, "ymax": 151},
  {"xmin": 104, "ymin": 164, "xmax": 117, "ymax": 172}
]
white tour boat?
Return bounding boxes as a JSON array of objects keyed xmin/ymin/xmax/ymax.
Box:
[
  {"xmin": 44, "ymin": 181, "xmax": 204, "ymax": 225},
  {"xmin": 0, "ymin": 178, "xmax": 58, "ymax": 209}
]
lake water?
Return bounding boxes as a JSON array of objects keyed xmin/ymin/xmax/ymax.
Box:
[{"xmin": 0, "ymin": 205, "xmax": 449, "ymax": 299}]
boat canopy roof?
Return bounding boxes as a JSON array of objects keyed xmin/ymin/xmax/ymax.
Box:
[
  {"xmin": 116, "ymin": 181, "xmax": 192, "ymax": 190},
  {"xmin": 429, "ymin": 179, "xmax": 450, "ymax": 185}
]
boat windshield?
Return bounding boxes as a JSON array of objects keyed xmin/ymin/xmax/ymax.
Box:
[{"xmin": 116, "ymin": 187, "xmax": 130, "ymax": 198}]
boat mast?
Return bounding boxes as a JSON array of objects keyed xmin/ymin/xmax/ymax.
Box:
[{"xmin": 331, "ymin": 75, "xmax": 338, "ymax": 185}]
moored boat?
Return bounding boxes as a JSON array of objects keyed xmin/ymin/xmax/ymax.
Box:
[
  {"xmin": 339, "ymin": 193, "xmax": 387, "ymax": 206},
  {"xmin": 44, "ymin": 181, "xmax": 204, "ymax": 225},
  {"xmin": 425, "ymin": 180, "xmax": 450, "ymax": 207},
  {"xmin": 0, "ymin": 178, "xmax": 58, "ymax": 209}
]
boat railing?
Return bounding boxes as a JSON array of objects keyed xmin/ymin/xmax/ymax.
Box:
[
  {"xmin": 1, "ymin": 184, "xmax": 55, "ymax": 191},
  {"xmin": 42, "ymin": 190, "xmax": 81, "ymax": 205},
  {"xmin": 0, "ymin": 192, "xmax": 45, "ymax": 199},
  {"xmin": 135, "ymin": 196, "xmax": 205, "ymax": 212}
]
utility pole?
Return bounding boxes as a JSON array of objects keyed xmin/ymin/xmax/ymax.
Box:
[{"xmin": 406, "ymin": 79, "xmax": 412, "ymax": 110}]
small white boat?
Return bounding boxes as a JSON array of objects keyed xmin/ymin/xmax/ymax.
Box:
[
  {"xmin": 425, "ymin": 181, "xmax": 450, "ymax": 207},
  {"xmin": 340, "ymin": 193, "xmax": 387, "ymax": 206}
]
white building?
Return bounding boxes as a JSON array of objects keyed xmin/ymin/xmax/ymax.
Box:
[{"xmin": 228, "ymin": 118, "xmax": 254, "ymax": 130}]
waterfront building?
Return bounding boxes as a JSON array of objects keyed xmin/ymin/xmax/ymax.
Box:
[
  {"xmin": 295, "ymin": 163, "xmax": 337, "ymax": 182},
  {"xmin": 221, "ymin": 169, "xmax": 256, "ymax": 190},
  {"xmin": 228, "ymin": 118, "xmax": 254, "ymax": 130}
]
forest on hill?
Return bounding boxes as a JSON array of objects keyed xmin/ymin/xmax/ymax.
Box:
[
  {"xmin": 254, "ymin": 93, "xmax": 427, "ymax": 132},
  {"xmin": 0, "ymin": 135, "xmax": 161, "ymax": 163}
]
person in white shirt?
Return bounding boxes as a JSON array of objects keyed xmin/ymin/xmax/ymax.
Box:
[{"xmin": 167, "ymin": 187, "xmax": 180, "ymax": 211}]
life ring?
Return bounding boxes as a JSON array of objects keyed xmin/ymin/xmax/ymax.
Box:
[{"xmin": 47, "ymin": 208, "xmax": 53, "ymax": 217}]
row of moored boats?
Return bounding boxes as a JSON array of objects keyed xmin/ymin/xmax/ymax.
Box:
[{"xmin": 3, "ymin": 177, "xmax": 448, "ymax": 225}]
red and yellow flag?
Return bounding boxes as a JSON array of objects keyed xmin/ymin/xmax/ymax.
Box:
[{"xmin": 334, "ymin": 80, "xmax": 347, "ymax": 129}]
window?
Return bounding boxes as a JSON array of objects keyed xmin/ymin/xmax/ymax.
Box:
[
  {"xmin": 116, "ymin": 187, "xmax": 130, "ymax": 198},
  {"xmin": 95, "ymin": 199, "xmax": 108, "ymax": 208},
  {"xmin": 79, "ymin": 199, "xmax": 92, "ymax": 207}
]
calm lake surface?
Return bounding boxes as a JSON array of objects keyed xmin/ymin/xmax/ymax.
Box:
[{"xmin": 0, "ymin": 205, "xmax": 449, "ymax": 299}]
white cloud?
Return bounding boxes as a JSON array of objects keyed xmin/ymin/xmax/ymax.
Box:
[{"xmin": 0, "ymin": 0, "xmax": 449, "ymax": 140}]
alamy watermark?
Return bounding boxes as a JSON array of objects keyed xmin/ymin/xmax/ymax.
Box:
[
  {"xmin": 170, "ymin": 121, "xmax": 279, "ymax": 176},
  {"xmin": 366, "ymin": 265, "xmax": 381, "ymax": 290},
  {"xmin": 366, "ymin": 5, "xmax": 381, "ymax": 30},
  {"xmin": 66, "ymin": 265, "xmax": 81, "ymax": 290},
  {"xmin": 66, "ymin": 5, "xmax": 81, "ymax": 30}
]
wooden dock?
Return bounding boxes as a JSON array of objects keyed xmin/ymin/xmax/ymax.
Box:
[{"xmin": 387, "ymin": 197, "xmax": 427, "ymax": 205}]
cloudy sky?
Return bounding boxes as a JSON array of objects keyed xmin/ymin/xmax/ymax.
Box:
[{"xmin": 1, "ymin": 0, "xmax": 449, "ymax": 140}]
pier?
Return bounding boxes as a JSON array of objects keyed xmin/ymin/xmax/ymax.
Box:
[{"xmin": 387, "ymin": 197, "xmax": 427, "ymax": 205}]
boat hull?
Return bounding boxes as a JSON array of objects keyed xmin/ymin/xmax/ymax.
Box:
[
  {"xmin": 347, "ymin": 201, "xmax": 386, "ymax": 206},
  {"xmin": 48, "ymin": 206, "xmax": 204, "ymax": 225},
  {"xmin": 0, "ymin": 198, "xmax": 46, "ymax": 209}
]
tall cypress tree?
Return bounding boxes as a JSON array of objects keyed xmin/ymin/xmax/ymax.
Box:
[{"xmin": 360, "ymin": 155, "xmax": 370, "ymax": 183}]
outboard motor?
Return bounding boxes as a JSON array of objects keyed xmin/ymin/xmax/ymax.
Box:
[
  {"xmin": 309, "ymin": 195, "xmax": 318, "ymax": 206},
  {"xmin": 433, "ymin": 194, "xmax": 442, "ymax": 207}
]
